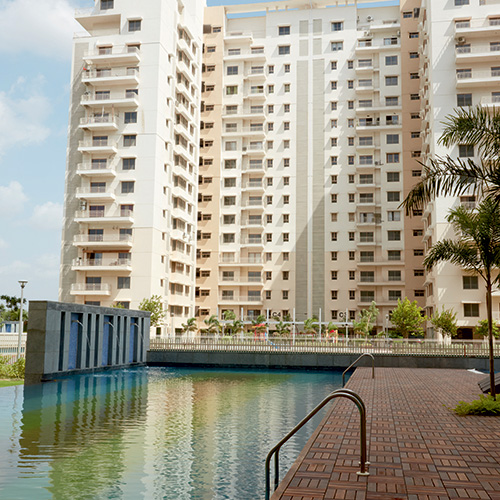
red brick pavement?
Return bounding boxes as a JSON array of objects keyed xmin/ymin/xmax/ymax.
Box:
[{"xmin": 272, "ymin": 368, "xmax": 500, "ymax": 500}]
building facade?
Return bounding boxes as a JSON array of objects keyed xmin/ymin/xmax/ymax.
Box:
[
  {"xmin": 60, "ymin": 0, "xmax": 500, "ymax": 337},
  {"xmin": 59, "ymin": 0, "xmax": 204, "ymax": 334}
]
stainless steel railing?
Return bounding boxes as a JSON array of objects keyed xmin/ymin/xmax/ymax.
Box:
[{"xmin": 342, "ymin": 353, "xmax": 375, "ymax": 387}]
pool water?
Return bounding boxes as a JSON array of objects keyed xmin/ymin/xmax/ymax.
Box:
[{"xmin": 0, "ymin": 367, "xmax": 344, "ymax": 499}]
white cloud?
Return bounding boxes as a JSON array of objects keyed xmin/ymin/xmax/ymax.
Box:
[
  {"xmin": 30, "ymin": 202, "xmax": 63, "ymax": 230},
  {"xmin": 0, "ymin": 80, "xmax": 52, "ymax": 156},
  {"xmin": 0, "ymin": 260, "xmax": 30, "ymax": 276},
  {"xmin": 34, "ymin": 253, "xmax": 60, "ymax": 278},
  {"xmin": 0, "ymin": 0, "xmax": 80, "ymax": 61},
  {"xmin": 0, "ymin": 238, "xmax": 8, "ymax": 249},
  {"xmin": 0, "ymin": 181, "xmax": 28, "ymax": 216}
]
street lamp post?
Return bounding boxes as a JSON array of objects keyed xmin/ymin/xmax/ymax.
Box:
[{"xmin": 17, "ymin": 280, "xmax": 28, "ymax": 361}]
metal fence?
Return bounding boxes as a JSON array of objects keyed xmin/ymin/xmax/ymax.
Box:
[
  {"xmin": 149, "ymin": 336, "xmax": 500, "ymax": 358},
  {"xmin": 0, "ymin": 335, "xmax": 26, "ymax": 363}
]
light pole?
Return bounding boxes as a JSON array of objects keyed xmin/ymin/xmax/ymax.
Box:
[{"xmin": 17, "ymin": 280, "xmax": 27, "ymax": 361}]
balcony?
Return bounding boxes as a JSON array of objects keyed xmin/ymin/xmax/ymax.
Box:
[
  {"xmin": 357, "ymin": 259, "xmax": 404, "ymax": 267},
  {"xmin": 220, "ymin": 275, "xmax": 263, "ymax": 285},
  {"xmin": 242, "ymin": 161, "xmax": 266, "ymax": 173},
  {"xmin": 75, "ymin": 7, "xmax": 121, "ymax": 32},
  {"xmin": 240, "ymin": 237, "xmax": 264, "ymax": 247},
  {"xmin": 355, "ymin": 101, "xmax": 401, "ymax": 114},
  {"xmin": 219, "ymin": 256, "xmax": 263, "ymax": 266},
  {"xmin": 78, "ymin": 138, "xmax": 118, "ymax": 154},
  {"xmin": 355, "ymin": 40, "xmax": 400, "ymax": 53},
  {"xmin": 80, "ymin": 91, "xmax": 139, "ymax": 108},
  {"xmin": 73, "ymin": 234, "xmax": 133, "ymax": 249},
  {"xmin": 224, "ymin": 31, "xmax": 254, "ymax": 43},
  {"xmin": 74, "ymin": 209, "xmax": 134, "ymax": 224},
  {"xmin": 481, "ymin": 95, "xmax": 500, "ymax": 108},
  {"xmin": 75, "ymin": 186, "xmax": 116, "ymax": 202},
  {"xmin": 218, "ymin": 294, "xmax": 263, "ymax": 305},
  {"xmin": 76, "ymin": 162, "xmax": 116, "ymax": 177},
  {"xmin": 241, "ymin": 217, "xmax": 263, "ymax": 228},
  {"xmin": 79, "ymin": 114, "xmax": 119, "ymax": 131},
  {"xmin": 223, "ymin": 126, "xmax": 266, "ymax": 138},
  {"xmin": 83, "ymin": 45, "xmax": 140, "ymax": 64},
  {"xmin": 70, "ymin": 283, "xmax": 111, "ymax": 296},
  {"xmin": 456, "ymin": 69, "xmax": 500, "ymax": 87},
  {"xmin": 82, "ymin": 67, "xmax": 140, "ymax": 86},
  {"xmin": 242, "ymin": 199, "xmax": 264, "ymax": 208},
  {"xmin": 455, "ymin": 44, "xmax": 500, "ymax": 63},
  {"xmin": 241, "ymin": 180, "xmax": 264, "ymax": 191},
  {"xmin": 223, "ymin": 50, "xmax": 266, "ymax": 62},
  {"xmin": 71, "ymin": 257, "xmax": 132, "ymax": 272},
  {"xmin": 242, "ymin": 143, "xmax": 265, "ymax": 156},
  {"xmin": 356, "ymin": 120, "xmax": 401, "ymax": 131},
  {"xmin": 455, "ymin": 17, "xmax": 500, "ymax": 39}
]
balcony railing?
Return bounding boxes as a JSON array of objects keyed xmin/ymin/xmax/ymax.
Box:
[
  {"xmin": 457, "ymin": 69, "xmax": 500, "ymax": 79},
  {"xmin": 72, "ymin": 258, "xmax": 131, "ymax": 267},
  {"xmin": 219, "ymin": 256, "xmax": 263, "ymax": 264},
  {"xmin": 80, "ymin": 115, "xmax": 119, "ymax": 126},
  {"xmin": 73, "ymin": 234, "xmax": 132, "ymax": 244},
  {"xmin": 70, "ymin": 283, "xmax": 111, "ymax": 293},
  {"xmin": 83, "ymin": 67, "xmax": 139, "ymax": 79},
  {"xmin": 84, "ymin": 45, "xmax": 140, "ymax": 58},
  {"xmin": 75, "ymin": 209, "xmax": 133, "ymax": 219}
]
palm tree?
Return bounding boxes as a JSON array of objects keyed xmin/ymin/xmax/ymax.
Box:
[
  {"xmin": 251, "ymin": 314, "xmax": 267, "ymax": 338},
  {"xmin": 303, "ymin": 317, "xmax": 319, "ymax": 337},
  {"xmin": 402, "ymin": 106, "xmax": 500, "ymax": 213},
  {"xmin": 203, "ymin": 314, "xmax": 220, "ymax": 336},
  {"xmin": 424, "ymin": 199, "xmax": 500, "ymax": 399},
  {"xmin": 181, "ymin": 317, "xmax": 198, "ymax": 337}
]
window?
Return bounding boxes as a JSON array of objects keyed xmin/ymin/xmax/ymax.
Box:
[
  {"xmin": 403, "ymin": 11, "xmax": 412, "ymax": 18},
  {"xmin": 279, "ymin": 26, "xmax": 290, "ymax": 36},
  {"xmin": 386, "ymin": 134, "xmax": 399, "ymax": 145},
  {"xmin": 413, "ymin": 229, "xmax": 423, "ymax": 236},
  {"xmin": 268, "ymin": 85, "xmax": 274, "ymax": 94},
  {"xmin": 331, "ymin": 232, "xmax": 338, "ymax": 241},
  {"xmin": 410, "ymin": 93, "xmax": 420, "ymax": 101},
  {"xmin": 454, "ymin": 0, "xmax": 469, "ymax": 5},
  {"xmin": 409, "ymin": 52, "xmax": 419, "ymax": 59},
  {"xmin": 225, "ymin": 159, "xmax": 236, "ymax": 169},
  {"xmin": 283, "ymin": 176, "xmax": 290, "ymax": 186},
  {"xmin": 331, "ymin": 22, "xmax": 343, "ymax": 31},
  {"xmin": 464, "ymin": 303, "xmax": 479, "ymax": 317},
  {"xmin": 283, "ymin": 233, "xmax": 289, "ymax": 242},
  {"xmin": 410, "ymin": 72, "xmax": 419, "ymax": 79},
  {"xmin": 331, "ymin": 213, "xmax": 337, "ymax": 222},
  {"xmin": 282, "ymin": 290, "xmax": 289, "ymax": 300},
  {"xmin": 413, "ymin": 249, "xmax": 424, "ymax": 256},
  {"xmin": 385, "ymin": 76, "xmax": 398, "ymax": 86},
  {"xmin": 265, "ymin": 291, "xmax": 272, "ymax": 300},
  {"xmin": 283, "ymin": 252, "xmax": 289, "ymax": 261},
  {"xmin": 123, "ymin": 158, "xmax": 135, "ymax": 170},
  {"xmin": 388, "ymin": 250, "xmax": 401, "ymax": 261},
  {"xmin": 348, "ymin": 101, "xmax": 354, "ymax": 110},
  {"xmin": 331, "ymin": 42, "xmax": 343, "ymax": 51},
  {"xmin": 284, "ymin": 140, "xmax": 290, "ymax": 148},
  {"xmin": 387, "ymin": 192, "xmax": 400, "ymax": 202},
  {"xmin": 348, "ymin": 80, "xmax": 354, "ymax": 89},
  {"xmin": 123, "ymin": 135, "xmax": 136, "ymax": 147},
  {"xmin": 284, "ymin": 64, "xmax": 290, "ymax": 73},
  {"xmin": 385, "ymin": 55, "xmax": 398, "ymax": 66},
  {"xmin": 128, "ymin": 19, "xmax": 141, "ymax": 32},
  {"xmin": 124, "ymin": 111, "xmax": 137, "ymax": 123},
  {"xmin": 331, "ymin": 156, "xmax": 338, "ymax": 166},
  {"xmin": 414, "ymin": 269, "xmax": 424, "ymax": 277},
  {"xmin": 331, "ymin": 290, "xmax": 338, "ymax": 300},
  {"xmin": 463, "ymin": 276, "xmax": 479, "ymax": 289},
  {"xmin": 225, "ymin": 141, "xmax": 237, "ymax": 151},
  {"xmin": 349, "ymin": 290, "xmax": 356, "ymax": 300},
  {"xmin": 278, "ymin": 45, "xmax": 290, "ymax": 55},
  {"xmin": 414, "ymin": 290, "xmax": 425, "ymax": 297},
  {"xmin": 267, "ymin": 122, "xmax": 274, "ymax": 131},
  {"xmin": 331, "ymin": 137, "xmax": 338, "ymax": 147},
  {"xmin": 349, "ymin": 270, "xmax": 355, "ymax": 280},
  {"xmin": 387, "ymin": 211, "xmax": 401, "ymax": 221},
  {"xmin": 411, "ymin": 113, "xmax": 420, "ymax": 119},
  {"xmin": 331, "ymin": 61, "xmax": 337, "ymax": 70},
  {"xmin": 331, "ymin": 310, "xmax": 338, "ymax": 320},
  {"xmin": 411, "ymin": 132, "xmax": 420, "ymax": 139},
  {"xmin": 331, "ymin": 252, "xmax": 338, "ymax": 261},
  {"xmin": 284, "ymin": 83, "xmax": 290, "ymax": 93},
  {"xmin": 387, "ymin": 172, "xmax": 400, "ymax": 182},
  {"xmin": 284, "ymin": 158, "xmax": 290, "ymax": 168},
  {"xmin": 459, "ymin": 145, "xmax": 474, "ymax": 157},
  {"xmin": 387, "ymin": 153, "xmax": 400, "ymax": 163},
  {"xmin": 349, "ymin": 194, "xmax": 355, "ymax": 203},
  {"xmin": 282, "ymin": 271, "xmax": 289, "ymax": 280},
  {"xmin": 283, "ymin": 195, "xmax": 290, "ymax": 204},
  {"xmin": 457, "ymin": 68, "xmax": 472, "ymax": 79},
  {"xmin": 226, "ymin": 85, "xmax": 238, "ymax": 95},
  {"xmin": 388, "ymin": 270, "xmax": 401, "ymax": 282},
  {"xmin": 121, "ymin": 181, "xmax": 135, "ymax": 194},
  {"xmin": 227, "ymin": 66, "xmax": 238, "ymax": 76},
  {"xmin": 389, "ymin": 290, "xmax": 402, "ymax": 301},
  {"xmin": 348, "ymin": 174, "xmax": 355, "ymax": 184},
  {"xmin": 268, "ymin": 65, "xmax": 274, "ymax": 74},
  {"xmin": 118, "ymin": 276, "xmax": 130, "ymax": 289},
  {"xmin": 388, "ymin": 230, "xmax": 401, "ymax": 241},
  {"xmin": 101, "ymin": 0, "xmax": 113, "ymax": 9},
  {"xmin": 284, "ymin": 104, "xmax": 290, "ymax": 113},
  {"xmin": 409, "ymin": 32, "xmax": 419, "ymax": 39},
  {"xmin": 349, "ymin": 251, "xmax": 355, "ymax": 261},
  {"xmin": 283, "ymin": 214, "xmax": 290, "ymax": 223},
  {"xmin": 412, "ymin": 170, "xmax": 422, "ymax": 177},
  {"xmin": 207, "ymin": 46, "xmax": 216, "ymax": 53}
]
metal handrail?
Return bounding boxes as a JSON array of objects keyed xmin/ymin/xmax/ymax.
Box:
[
  {"xmin": 342, "ymin": 353, "xmax": 375, "ymax": 387},
  {"xmin": 264, "ymin": 389, "xmax": 369, "ymax": 500}
]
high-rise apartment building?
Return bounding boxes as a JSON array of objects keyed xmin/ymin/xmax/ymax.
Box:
[
  {"xmin": 59, "ymin": 0, "xmax": 204, "ymax": 333},
  {"xmin": 419, "ymin": 0, "xmax": 500, "ymax": 336},
  {"xmin": 60, "ymin": 0, "xmax": 500, "ymax": 337},
  {"xmin": 198, "ymin": 1, "xmax": 409, "ymax": 329}
]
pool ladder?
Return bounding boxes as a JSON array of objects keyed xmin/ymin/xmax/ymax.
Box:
[
  {"xmin": 342, "ymin": 353, "xmax": 375, "ymax": 387},
  {"xmin": 264, "ymin": 388, "xmax": 369, "ymax": 500}
]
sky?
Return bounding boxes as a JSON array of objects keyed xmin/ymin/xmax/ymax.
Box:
[{"xmin": 0, "ymin": 0, "xmax": 398, "ymax": 305}]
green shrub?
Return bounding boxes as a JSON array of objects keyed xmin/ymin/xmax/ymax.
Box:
[
  {"xmin": 0, "ymin": 356, "xmax": 25, "ymax": 379},
  {"xmin": 453, "ymin": 395, "xmax": 500, "ymax": 416}
]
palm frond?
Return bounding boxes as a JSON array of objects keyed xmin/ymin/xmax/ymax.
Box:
[{"xmin": 423, "ymin": 239, "xmax": 482, "ymax": 275}]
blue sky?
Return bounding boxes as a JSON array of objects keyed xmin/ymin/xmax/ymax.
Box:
[{"xmin": 0, "ymin": 0, "xmax": 398, "ymax": 304}]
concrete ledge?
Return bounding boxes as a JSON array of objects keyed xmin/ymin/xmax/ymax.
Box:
[{"xmin": 147, "ymin": 350, "xmax": 500, "ymax": 370}]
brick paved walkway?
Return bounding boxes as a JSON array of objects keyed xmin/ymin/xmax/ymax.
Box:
[{"xmin": 272, "ymin": 368, "xmax": 500, "ymax": 500}]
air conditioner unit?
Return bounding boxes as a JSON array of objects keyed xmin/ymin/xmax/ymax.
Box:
[
  {"xmin": 79, "ymin": 201, "xmax": 87, "ymax": 210},
  {"xmin": 242, "ymin": 147, "xmax": 247, "ymax": 151},
  {"xmin": 364, "ymin": 30, "xmax": 371, "ymax": 37},
  {"xmin": 396, "ymin": 30, "xmax": 401, "ymax": 36},
  {"xmin": 366, "ymin": 15, "xmax": 373, "ymax": 22},
  {"xmin": 374, "ymin": 161, "xmax": 380, "ymax": 165},
  {"xmin": 456, "ymin": 36, "xmax": 466, "ymax": 44}
]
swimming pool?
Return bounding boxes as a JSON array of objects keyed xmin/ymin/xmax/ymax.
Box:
[{"xmin": 0, "ymin": 367, "xmax": 345, "ymax": 499}]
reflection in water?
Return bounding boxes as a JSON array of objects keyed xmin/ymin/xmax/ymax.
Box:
[{"xmin": 0, "ymin": 368, "xmax": 343, "ymax": 499}]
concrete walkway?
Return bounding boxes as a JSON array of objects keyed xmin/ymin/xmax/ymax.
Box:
[{"xmin": 272, "ymin": 368, "xmax": 500, "ymax": 500}]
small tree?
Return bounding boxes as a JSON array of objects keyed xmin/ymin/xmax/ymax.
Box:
[
  {"xmin": 0, "ymin": 295, "xmax": 28, "ymax": 322},
  {"xmin": 390, "ymin": 298, "xmax": 426, "ymax": 338},
  {"xmin": 181, "ymin": 317, "xmax": 197, "ymax": 336},
  {"xmin": 352, "ymin": 301, "xmax": 379, "ymax": 339},
  {"xmin": 475, "ymin": 320, "xmax": 500, "ymax": 339},
  {"xmin": 138, "ymin": 295, "xmax": 166, "ymax": 328},
  {"xmin": 203, "ymin": 315, "xmax": 220, "ymax": 336},
  {"xmin": 251, "ymin": 315, "xmax": 267, "ymax": 337},
  {"xmin": 274, "ymin": 319, "xmax": 291, "ymax": 337},
  {"xmin": 430, "ymin": 307, "xmax": 458, "ymax": 338},
  {"xmin": 303, "ymin": 317, "xmax": 319, "ymax": 336}
]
